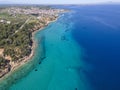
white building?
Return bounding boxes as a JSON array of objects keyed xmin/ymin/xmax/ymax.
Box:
[
  {"xmin": 0, "ymin": 20, "xmax": 5, "ymax": 23},
  {"xmin": 6, "ymin": 21, "xmax": 11, "ymax": 24}
]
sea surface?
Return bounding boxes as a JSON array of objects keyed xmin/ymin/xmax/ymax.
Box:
[{"xmin": 0, "ymin": 5, "xmax": 120, "ymax": 90}]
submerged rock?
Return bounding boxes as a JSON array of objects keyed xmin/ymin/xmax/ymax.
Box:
[
  {"xmin": 38, "ymin": 56, "xmax": 46, "ymax": 65},
  {"xmin": 61, "ymin": 35, "xmax": 69, "ymax": 41},
  {"xmin": 75, "ymin": 88, "xmax": 77, "ymax": 90},
  {"xmin": 65, "ymin": 29, "xmax": 69, "ymax": 32},
  {"xmin": 35, "ymin": 69, "xmax": 38, "ymax": 71},
  {"xmin": 61, "ymin": 36, "xmax": 66, "ymax": 41},
  {"xmin": 39, "ymin": 62, "xmax": 41, "ymax": 64},
  {"xmin": 41, "ymin": 56, "xmax": 46, "ymax": 60}
]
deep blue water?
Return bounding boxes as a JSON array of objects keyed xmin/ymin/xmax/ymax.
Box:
[
  {"xmin": 0, "ymin": 5, "xmax": 120, "ymax": 90},
  {"xmin": 70, "ymin": 5, "xmax": 120, "ymax": 90}
]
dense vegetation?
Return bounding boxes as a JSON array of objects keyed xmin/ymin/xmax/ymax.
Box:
[
  {"xmin": 0, "ymin": 12, "xmax": 39, "ymax": 70},
  {"xmin": 0, "ymin": 23, "xmax": 33, "ymax": 60},
  {"xmin": 0, "ymin": 57, "xmax": 9, "ymax": 69},
  {"xmin": 0, "ymin": 6, "xmax": 59, "ymax": 76}
]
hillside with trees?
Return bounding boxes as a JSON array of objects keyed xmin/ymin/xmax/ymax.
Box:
[{"xmin": 0, "ymin": 6, "xmax": 64, "ymax": 77}]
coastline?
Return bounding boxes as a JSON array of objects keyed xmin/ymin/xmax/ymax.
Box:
[{"xmin": 0, "ymin": 18, "xmax": 58, "ymax": 81}]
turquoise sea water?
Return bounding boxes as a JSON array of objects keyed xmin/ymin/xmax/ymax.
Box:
[
  {"xmin": 1, "ymin": 5, "xmax": 119, "ymax": 90},
  {"xmin": 3, "ymin": 11, "xmax": 90, "ymax": 90}
]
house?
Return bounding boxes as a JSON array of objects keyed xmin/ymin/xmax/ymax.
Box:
[
  {"xmin": 6, "ymin": 21, "xmax": 11, "ymax": 24},
  {"xmin": 0, "ymin": 19, "xmax": 5, "ymax": 23},
  {"xmin": 0, "ymin": 19, "xmax": 11, "ymax": 24}
]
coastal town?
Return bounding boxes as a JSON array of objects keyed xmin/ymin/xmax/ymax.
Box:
[
  {"xmin": 0, "ymin": 6, "xmax": 66, "ymax": 78},
  {"xmin": 6, "ymin": 7, "xmax": 64, "ymax": 15},
  {"xmin": 0, "ymin": 6, "xmax": 65, "ymax": 24}
]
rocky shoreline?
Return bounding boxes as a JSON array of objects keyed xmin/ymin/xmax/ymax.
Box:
[
  {"xmin": 0, "ymin": 17, "xmax": 58, "ymax": 80},
  {"xmin": 0, "ymin": 64, "xmax": 11, "ymax": 78}
]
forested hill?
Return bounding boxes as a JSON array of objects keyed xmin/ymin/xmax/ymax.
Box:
[{"xmin": 0, "ymin": 6, "xmax": 65, "ymax": 78}]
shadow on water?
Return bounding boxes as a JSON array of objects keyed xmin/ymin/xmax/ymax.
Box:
[{"xmin": 38, "ymin": 35, "xmax": 46, "ymax": 64}]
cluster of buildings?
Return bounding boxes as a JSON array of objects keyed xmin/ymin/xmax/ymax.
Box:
[
  {"xmin": 0, "ymin": 7, "xmax": 66, "ymax": 25},
  {"xmin": 6, "ymin": 7, "xmax": 65, "ymax": 16},
  {"xmin": 0, "ymin": 19, "xmax": 11, "ymax": 24}
]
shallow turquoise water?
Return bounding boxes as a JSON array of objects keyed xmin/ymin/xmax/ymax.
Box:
[{"xmin": 7, "ymin": 11, "xmax": 90, "ymax": 90}]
